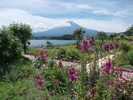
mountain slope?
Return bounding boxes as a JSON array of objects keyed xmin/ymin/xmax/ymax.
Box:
[{"xmin": 33, "ymin": 21, "xmax": 109, "ymax": 37}]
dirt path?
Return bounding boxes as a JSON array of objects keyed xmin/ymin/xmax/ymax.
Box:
[{"xmin": 23, "ymin": 54, "xmax": 133, "ymax": 79}]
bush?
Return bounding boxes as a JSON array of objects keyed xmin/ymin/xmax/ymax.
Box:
[
  {"xmin": 0, "ymin": 27, "xmax": 22, "ymax": 75},
  {"xmin": 46, "ymin": 41, "xmax": 53, "ymax": 48},
  {"xmin": 57, "ymin": 48, "xmax": 67, "ymax": 59},
  {"xmin": 119, "ymin": 42, "xmax": 131, "ymax": 53},
  {"xmin": 127, "ymin": 49, "xmax": 133, "ymax": 65}
]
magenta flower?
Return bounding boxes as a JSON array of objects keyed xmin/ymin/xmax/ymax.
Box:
[
  {"xmin": 73, "ymin": 93, "xmax": 76, "ymax": 96},
  {"xmin": 50, "ymin": 91, "xmax": 54, "ymax": 95},
  {"xmin": 54, "ymin": 80, "xmax": 58, "ymax": 84},
  {"xmin": 110, "ymin": 43, "xmax": 113, "ymax": 50},
  {"xmin": 40, "ymin": 51, "xmax": 45, "ymax": 61},
  {"xmin": 58, "ymin": 61, "xmax": 62, "ymax": 68},
  {"xmin": 104, "ymin": 43, "xmax": 110, "ymax": 52},
  {"xmin": 89, "ymin": 39, "xmax": 93, "ymax": 46},
  {"xmin": 89, "ymin": 93, "xmax": 93, "ymax": 97},
  {"xmin": 103, "ymin": 59, "xmax": 112, "ymax": 74},
  {"xmin": 69, "ymin": 66, "xmax": 77, "ymax": 82},
  {"xmin": 81, "ymin": 37, "xmax": 89, "ymax": 52},
  {"xmin": 112, "ymin": 95, "xmax": 115, "ymax": 100},
  {"xmin": 115, "ymin": 42, "xmax": 119, "ymax": 49},
  {"xmin": 91, "ymin": 35, "xmax": 94, "ymax": 42},
  {"xmin": 38, "ymin": 81, "xmax": 42, "ymax": 87},
  {"xmin": 120, "ymin": 68, "xmax": 123, "ymax": 78}
]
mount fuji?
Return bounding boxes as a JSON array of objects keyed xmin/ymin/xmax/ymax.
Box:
[{"xmin": 33, "ymin": 21, "xmax": 109, "ymax": 37}]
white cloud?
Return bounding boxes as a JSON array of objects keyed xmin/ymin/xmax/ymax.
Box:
[{"xmin": 0, "ymin": 8, "xmax": 130, "ymax": 33}]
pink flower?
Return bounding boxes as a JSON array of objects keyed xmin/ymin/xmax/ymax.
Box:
[
  {"xmin": 89, "ymin": 93, "xmax": 93, "ymax": 97},
  {"xmin": 54, "ymin": 80, "xmax": 58, "ymax": 84},
  {"xmin": 115, "ymin": 42, "xmax": 119, "ymax": 49},
  {"xmin": 81, "ymin": 37, "xmax": 89, "ymax": 52},
  {"xmin": 35, "ymin": 51, "xmax": 38, "ymax": 53},
  {"xmin": 114, "ymin": 66, "xmax": 118, "ymax": 71},
  {"xmin": 40, "ymin": 52, "xmax": 45, "ymax": 61},
  {"xmin": 38, "ymin": 81, "xmax": 42, "ymax": 87},
  {"xmin": 69, "ymin": 66, "xmax": 77, "ymax": 82},
  {"xmin": 104, "ymin": 43, "xmax": 110, "ymax": 52},
  {"xmin": 73, "ymin": 93, "xmax": 76, "ymax": 96},
  {"xmin": 34, "ymin": 55, "xmax": 36, "ymax": 58},
  {"xmin": 58, "ymin": 61, "xmax": 62, "ymax": 68},
  {"xmin": 44, "ymin": 51, "xmax": 48, "ymax": 53},
  {"xmin": 45, "ymin": 67, "xmax": 48, "ymax": 70},
  {"xmin": 89, "ymin": 39, "xmax": 93, "ymax": 46},
  {"xmin": 103, "ymin": 59, "xmax": 112, "ymax": 74},
  {"xmin": 50, "ymin": 91, "xmax": 54, "ymax": 95},
  {"xmin": 120, "ymin": 68, "xmax": 123, "ymax": 78}
]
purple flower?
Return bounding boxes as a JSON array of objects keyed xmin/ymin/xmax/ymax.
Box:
[
  {"xmin": 50, "ymin": 91, "xmax": 54, "ymax": 95},
  {"xmin": 69, "ymin": 66, "xmax": 77, "ymax": 82},
  {"xmin": 81, "ymin": 37, "xmax": 89, "ymax": 52},
  {"xmin": 54, "ymin": 80, "xmax": 58, "ymax": 84},
  {"xmin": 94, "ymin": 52, "xmax": 97, "ymax": 55},
  {"xmin": 104, "ymin": 43, "xmax": 110, "ymax": 52},
  {"xmin": 89, "ymin": 93, "xmax": 93, "ymax": 97},
  {"xmin": 69, "ymin": 57, "xmax": 72, "ymax": 59},
  {"xmin": 126, "ymin": 69, "xmax": 132, "ymax": 72},
  {"xmin": 128, "ymin": 65, "xmax": 133, "ymax": 69},
  {"xmin": 120, "ymin": 68, "xmax": 123, "ymax": 78},
  {"xmin": 91, "ymin": 35, "xmax": 94, "ymax": 42},
  {"xmin": 73, "ymin": 93, "xmax": 76, "ymax": 96},
  {"xmin": 35, "ymin": 74, "xmax": 42, "ymax": 86},
  {"xmin": 99, "ymin": 42, "xmax": 102, "ymax": 48},
  {"xmin": 58, "ymin": 61, "xmax": 62, "ymax": 68},
  {"xmin": 115, "ymin": 42, "xmax": 119, "ymax": 49},
  {"xmin": 38, "ymin": 81, "xmax": 42, "ymax": 87},
  {"xmin": 112, "ymin": 95, "xmax": 115, "ymax": 100},
  {"xmin": 40, "ymin": 51, "xmax": 45, "ymax": 61},
  {"xmin": 131, "ymin": 94, "xmax": 133, "ymax": 97},
  {"xmin": 103, "ymin": 59, "xmax": 112, "ymax": 74},
  {"xmin": 110, "ymin": 43, "xmax": 113, "ymax": 50},
  {"xmin": 70, "ymin": 51, "xmax": 71, "ymax": 53},
  {"xmin": 89, "ymin": 39, "xmax": 93, "ymax": 46}
]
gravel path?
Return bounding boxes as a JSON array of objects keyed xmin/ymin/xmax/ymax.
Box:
[{"xmin": 23, "ymin": 54, "xmax": 133, "ymax": 79}]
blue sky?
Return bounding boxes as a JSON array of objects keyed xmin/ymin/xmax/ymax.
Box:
[{"xmin": 0, "ymin": 0, "xmax": 132, "ymax": 32}]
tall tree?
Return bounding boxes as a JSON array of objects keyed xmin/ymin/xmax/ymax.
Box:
[
  {"xmin": 108, "ymin": 32, "xmax": 117, "ymax": 42},
  {"xmin": 124, "ymin": 25, "xmax": 133, "ymax": 37},
  {"xmin": 9, "ymin": 22, "xmax": 32, "ymax": 54},
  {"xmin": 73, "ymin": 28, "xmax": 86, "ymax": 44},
  {"xmin": 97, "ymin": 32, "xmax": 106, "ymax": 42}
]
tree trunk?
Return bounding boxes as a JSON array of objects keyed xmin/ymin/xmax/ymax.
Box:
[{"xmin": 24, "ymin": 44, "xmax": 27, "ymax": 54}]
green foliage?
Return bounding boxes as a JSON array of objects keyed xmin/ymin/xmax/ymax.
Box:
[
  {"xmin": 108, "ymin": 32, "xmax": 117, "ymax": 41},
  {"xmin": 120, "ymin": 33, "xmax": 125, "ymax": 39},
  {"xmin": 97, "ymin": 32, "xmax": 106, "ymax": 41},
  {"xmin": 127, "ymin": 48, "xmax": 133, "ymax": 65},
  {"xmin": 9, "ymin": 22, "xmax": 32, "ymax": 54},
  {"xmin": 57, "ymin": 48, "xmax": 67, "ymax": 59},
  {"xmin": 0, "ymin": 26, "xmax": 22, "ymax": 75},
  {"xmin": 73, "ymin": 28, "xmax": 85, "ymax": 44},
  {"xmin": 46, "ymin": 40, "xmax": 53, "ymax": 48},
  {"xmin": 124, "ymin": 25, "xmax": 133, "ymax": 36},
  {"xmin": 119, "ymin": 42, "xmax": 131, "ymax": 53},
  {"xmin": 59, "ymin": 34, "xmax": 76, "ymax": 40}
]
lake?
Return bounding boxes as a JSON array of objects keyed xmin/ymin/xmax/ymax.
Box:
[{"xmin": 29, "ymin": 40, "xmax": 77, "ymax": 47}]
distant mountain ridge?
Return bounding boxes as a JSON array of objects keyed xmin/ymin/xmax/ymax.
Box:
[{"xmin": 33, "ymin": 21, "xmax": 110, "ymax": 37}]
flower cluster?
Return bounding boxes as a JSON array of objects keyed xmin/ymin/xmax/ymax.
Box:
[
  {"xmin": 40, "ymin": 51, "xmax": 45, "ymax": 61},
  {"xmin": 104, "ymin": 43, "xmax": 110, "ymax": 52},
  {"xmin": 103, "ymin": 59, "xmax": 112, "ymax": 74},
  {"xmin": 58, "ymin": 61, "xmax": 62, "ymax": 68},
  {"xmin": 115, "ymin": 42, "xmax": 119, "ymax": 49},
  {"xmin": 69, "ymin": 66, "xmax": 77, "ymax": 82},
  {"xmin": 110, "ymin": 43, "xmax": 113, "ymax": 50},
  {"xmin": 35, "ymin": 74, "xmax": 42, "ymax": 87},
  {"xmin": 81, "ymin": 37, "xmax": 89, "ymax": 52}
]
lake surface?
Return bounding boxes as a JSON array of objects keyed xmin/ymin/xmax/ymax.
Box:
[{"xmin": 29, "ymin": 40, "xmax": 77, "ymax": 47}]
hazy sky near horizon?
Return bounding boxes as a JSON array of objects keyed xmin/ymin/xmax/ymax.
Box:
[{"xmin": 0, "ymin": 0, "xmax": 133, "ymax": 32}]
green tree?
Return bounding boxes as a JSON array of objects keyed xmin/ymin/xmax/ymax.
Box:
[
  {"xmin": 108, "ymin": 32, "xmax": 117, "ymax": 42},
  {"xmin": 0, "ymin": 26, "xmax": 22, "ymax": 74},
  {"xmin": 124, "ymin": 25, "xmax": 133, "ymax": 36},
  {"xmin": 9, "ymin": 22, "xmax": 32, "ymax": 54},
  {"xmin": 120, "ymin": 33, "xmax": 125, "ymax": 40},
  {"xmin": 97, "ymin": 32, "xmax": 106, "ymax": 42},
  {"xmin": 73, "ymin": 28, "xmax": 86, "ymax": 44}
]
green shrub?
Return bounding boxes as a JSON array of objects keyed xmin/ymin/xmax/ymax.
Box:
[
  {"xmin": 0, "ymin": 27, "xmax": 22, "ymax": 75},
  {"xmin": 119, "ymin": 42, "xmax": 131, "ymax": 53},
  {"xmin": 66, "ymin": 48, "xmax": 80, "ymax": 61},
  {"xmin": 127, "ymin": 49, "xmax": 133, "ymax": 65},
  {"xmin": 46, "ymin": 41, "xmax": 53, "ymax": 48},
  {"xmin": 57, "ymin": 48, "xmax": 67, "ymax": 59}
]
